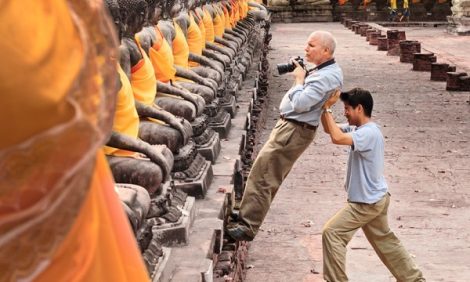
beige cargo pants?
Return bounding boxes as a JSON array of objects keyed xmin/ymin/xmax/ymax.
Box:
[
  {"xmin": 238, "ymin": 118, "xmax": 316, "ymax": 237},
  {"xmin": 322, "ymin": 193, "xmax": 426, "ymax": 282}
]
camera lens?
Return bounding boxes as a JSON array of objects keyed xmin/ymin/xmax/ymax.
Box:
[{"xmin": 276, "ymin": 62, "xmax": 296, "ymax": 75}]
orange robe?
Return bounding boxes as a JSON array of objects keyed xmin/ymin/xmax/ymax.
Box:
[
  {"xmin": 149, "ymin": 27, "xmax": 177, "ymax": 83},
  {"xmin": 130, "ymin": 43, "xmax": 158, "ymax": 106},
  {"xmin": 187, "ymin": 13, "xmax": 204, "ymax": 56},
  {"xmin": 192, "ymin": 11, "xmax": 207, "ymax": 45},
  {"xmin": 103, "ymin": 65, "xmax": 140, "ymax": 157},
  {"xmin": 172, "ymin": 21, "xmax": 190, "ymax": 69},
  {"xmin": 0, "ymin": 1, "xmax": 148, "ymax": 281},
  {"xmin": 213, "ymin": 12, "xmax": 225, "ymax": 38},
  {"xmin": 222, "ymin": 5, "xmax": 233, "ymax": 29},
  {"xmin": 242, "ymin": 0, "xmax": 249, "ymax": 18},
  {"xmin": 202, "ymin": 8, "xmax": 215, "ymax": 43}
]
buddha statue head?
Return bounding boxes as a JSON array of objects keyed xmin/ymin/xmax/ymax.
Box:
[
  {"xmin": 104, "ymin": 0, "xmax": 124, "ymax": 40},
  {"xmin": 117, "ymin": 0, "xmax": 148, "ymax": 37},
  {"xmin": 145, "ymin": 0, "xmax": 163, "ymax": 25},
  {"xmin": 220, "ymin": 0, "xmax": 231, "ymax": 13},
  {"xmin": 161, "ymin": 0, "xmax": 183, "ymax": 19}
]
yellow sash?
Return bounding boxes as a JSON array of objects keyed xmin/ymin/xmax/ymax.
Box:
[
  {"xmin": 203, "ymin": 9, "xmax": 215, "ymax": 43},
  {"xmin": 213, "ymin": 13, "xmax": 225, "ymax": 37},
  {"xmin": 187, "ymin": 13, "xmax": 204, "ymax": 59},
  {"xmin": 103, "ymin": 65, "xmax": 140, "ymax": 156},
  {"xmin": 172, "ymin": 21, "xmax": 190, "ymax": 69},
  {"xmin": 149, "ymin": 26, "xmax": 177, "ymax": 82},
  {"xmin": 223, "ymin": 5, "xmax": 233, "ymax": 29},
  {"xmin": 131, "ymin": 43, "xmax": 157, "ymax": 106}
]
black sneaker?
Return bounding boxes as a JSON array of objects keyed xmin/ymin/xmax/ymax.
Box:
[{"xmin": 226, "ymin": 224, "xmax": 255, "ymax": 241}]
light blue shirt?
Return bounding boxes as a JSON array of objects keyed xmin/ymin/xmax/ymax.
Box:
[
  {"xmin": 343, "ymin": 122, "xmax": 388, "ymax": 204},
  {"xmin": 279, "ymin": 62, "xmax": 343, "ymax": 126}
]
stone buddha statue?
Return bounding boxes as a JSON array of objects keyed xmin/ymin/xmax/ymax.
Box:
[
  {"xmin": 136, "ymin": 0, "xmax": 206, "ymax": 121},
  {"xmin": 117, "ymin": 0, "xmax": 220, "ymax": 171},
  {"xmin": 104, "ymin": 0, "xmax": 185, "ymax": 273},
  {"xmin": 157, "ymin": 0, "xmax": 221, "ymax": 103},
  {"xmin": 104, "ymin": 0, "xmax": 175, "ymax": 198},
  {"xmin": 172, "ymin": 0, "xmax": 229, "ymax": 86},
  {"xmin": 203, "ymin": 0, "xmax": 241, "ymax": 55}
]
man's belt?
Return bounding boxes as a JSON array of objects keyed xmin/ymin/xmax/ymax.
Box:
[{"xmin": 280, "ymin": 115, "xmax": 317, "ymax": 130}]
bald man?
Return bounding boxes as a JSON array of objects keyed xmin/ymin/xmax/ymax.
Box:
[{"xmin": 227, "ymin": 31, "xmax": 344, "ymax": 241}]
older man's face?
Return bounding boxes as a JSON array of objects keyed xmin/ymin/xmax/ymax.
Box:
[{"xmin": 304, "ymin": 34, "xmax": 330, "ymax": 66}]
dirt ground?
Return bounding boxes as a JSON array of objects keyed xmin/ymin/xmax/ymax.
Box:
[{"xmin": 243, "ymin": 22, "xmax": 470, "ymax": 282}]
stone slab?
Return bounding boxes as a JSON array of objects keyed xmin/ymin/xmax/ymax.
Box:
[
  {"xmin": 209, "ymin": 112, "xmax": 232, "ymax": 139},
  {"xmin": 152, "ymin": 247, "xmax": 174, "ymax": 282},
  {"xmin": 152, "ymin": 196, "xmax": 196, "ymax": 247},
  {"xmin": 197, "ymin": 132, "xmax": 221, "ymax": 164},
  {"xmin": 173, "ymin": 160, "xmax": 214, "ymax": 198}
]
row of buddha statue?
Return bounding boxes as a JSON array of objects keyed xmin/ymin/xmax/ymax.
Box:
[{"xmin": 102, "ymin": 0, "xmax": 268, "ymax": 274}]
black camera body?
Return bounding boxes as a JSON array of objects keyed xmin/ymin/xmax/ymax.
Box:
[{"xmin": 276, "ymin": 56, "xmax": 305, "ymax": 75}]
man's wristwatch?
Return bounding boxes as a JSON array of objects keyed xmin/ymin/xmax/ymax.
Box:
[{"xmin": 324, "ymin": 108, "xmax": 333, "ymax": 114}]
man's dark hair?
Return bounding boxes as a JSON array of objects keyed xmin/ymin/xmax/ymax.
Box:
[{"xmin": 340, "ymin": 88, "xmax": 373, "ymax": 117}]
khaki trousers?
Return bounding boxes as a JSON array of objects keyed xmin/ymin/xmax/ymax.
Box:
[
  {"xmin": 238, "ymin": 119, "xmax": 316, "ymax": 236},
  {"xmin": 322, "ymin": 194, "xmax": 425, "ymax": 282}
]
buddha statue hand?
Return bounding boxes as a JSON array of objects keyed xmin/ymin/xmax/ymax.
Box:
[
  {"xmin": 106, "ymin": 131, "xmax": 172, "ymax": 181},
  {"xmin": 168, "ymin": 81, "xmax": 206, "ymax": 116},
  {"xmin": 143, "ymin": 103, "xmax": 194, "ymax": 145},
  {"xmin": 163, "ymin": 114, "xmax": 193, "ymax": 146},
  {"xmin": 139, "ymin": 143, "xmax": 173, "ymax": 181}
]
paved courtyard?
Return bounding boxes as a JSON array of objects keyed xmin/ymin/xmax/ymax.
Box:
[{"xmin": 244, "ymin": 22, "xmax": 470, "ymax": 282}]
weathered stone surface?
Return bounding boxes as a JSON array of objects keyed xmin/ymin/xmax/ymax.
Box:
[
  {"xmin": 268, "ymin": 3, "xmax": 333, "ymax": 22},
  {"xmin": 399, "ymin": 40, "xmax": 421, "ymax": 63},
  {"xmin": 447, "ymin": 71, "xmax": 469, "ymax": 90},
  {"xmin": 377, "ymin": 36, "xmax": 388, "ymax": 50},
  {"xmin": 387, "ymin": 30, "xmax": 404, "ymax": 56},
  {"xmin": 430, "ymin": 63, "xmax": 455, "ymax": 81},
  {"xmin": 413, "ymin": 52, "xmax": 437, "ymax": 71}
]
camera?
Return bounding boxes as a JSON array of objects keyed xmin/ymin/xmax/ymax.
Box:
[{"xmin": 276, "ymin": 56, "xmax": 305, "ymax": 75}]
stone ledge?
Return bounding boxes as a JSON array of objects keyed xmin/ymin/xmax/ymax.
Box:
[
  {"xmin": 152, "ymin": 247, "xmax": 174, "ymax": 282},
  {"xmin": 152, "ymin": 196, "xmax": 196, "ymax": 247}
]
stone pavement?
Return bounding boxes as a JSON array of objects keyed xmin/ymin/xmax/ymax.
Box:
[{"xmin": 244, "ymin": 22, "xmax": 470, "ymax": 282}]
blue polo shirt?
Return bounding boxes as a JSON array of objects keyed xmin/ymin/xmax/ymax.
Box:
[
  {"xmin": 342, "ymin": 122, "xmax": 388, "ymax": 204},
  {"xmin": 279, "ymin": 62, "xmax": 343, "ymax": 127}
]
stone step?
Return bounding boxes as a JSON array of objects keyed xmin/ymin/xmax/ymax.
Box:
[
  {"xmin": 173, "ymin": 159, "xmax": 214, "ymax": 198},
  {"xmin": 209, "ymin": 111, "xmax": 232, "ymax": 139},
  {"xmin": 197, "ymin": 131, "xmax": 221, "ymax": 164},
  {"xmin": 163, "ymin": 60, "xmax": 261, "ymax": 281},
  {"xmin": 152, "ymin": 196, "xmax": 197, "ymax": 247}
]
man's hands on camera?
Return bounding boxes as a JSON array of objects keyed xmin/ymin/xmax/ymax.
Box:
[{"xmin": 292, "ymin": 59, "xmax": 307, "ymax": 86}]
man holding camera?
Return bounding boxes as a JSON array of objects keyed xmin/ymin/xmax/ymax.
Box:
[{"xmin": 227, "ymin": 30, "xmax": 343, "ymax": 241}]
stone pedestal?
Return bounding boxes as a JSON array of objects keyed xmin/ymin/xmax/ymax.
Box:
[
  {"xmin": 365, "ymin": 28, "xmax": 377, "ymax": 41},
  {"xmin": 369, "ymin": 32, "xmax": 382, "ymax": 45},
  {"xmin": 387, "ymin": 30, "xmax": 405, "ymax": 56},
  {"xmin": 446, "ymin": 72, "xmax": 468, "ymax": 90},
  {"xmin": 431, "ymin": 63, "xmax": 456, "ymax": 81},
  {"xmin": 399, "ymin": 40, "xmax": 421, "ymax": 63},
  {"xmin": 447, "ymin": 0, "xmax": 470, "ymax": 35},
  {"xmin": 413, "ymin": 53, "xmax": 437, "ymax": 71},
  {"xmin": 359, "ymin": 25, "xmax": 370, "ymax": 36},
  {"xmin": 377, "ymin": 37, "xmax": 388, "ymax": 51},
  {"xmin": 447, "ymin": 72, "xmax": 470, "ymax": 91}
]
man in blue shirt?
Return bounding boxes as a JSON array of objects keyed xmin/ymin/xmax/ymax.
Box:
[
  {"xmin": 321, "ymin": 88, "xmax": 425, "ymax": 282},
  {"xmin": 227, "ymin": 30, "xmax": 343, "ymax": 241}
]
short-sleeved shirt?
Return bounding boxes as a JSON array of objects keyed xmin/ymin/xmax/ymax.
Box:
[{"xmin": 342, "ymin": 122, "xmax": 388, "ymax": 204}]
